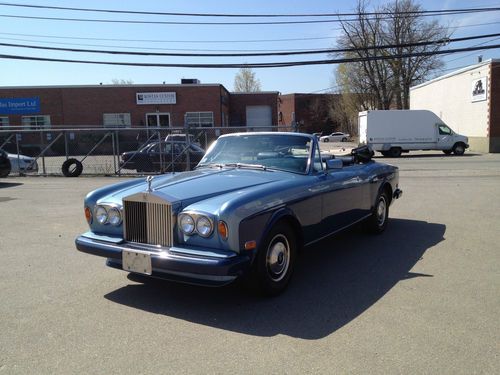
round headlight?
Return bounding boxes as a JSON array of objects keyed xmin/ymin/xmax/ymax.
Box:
[
  {"xmin": 179, "ymin": 214, "xmax": 195, "ymax": 235},
  {"xmin": 95, "ymin": 206, "xmax": 108, "ymax": 225},
  {"xmin": 108, "ymin": 207, "xmax": 122, "ymax": 226},
  {"xmin": 196, "ymin": 216, "xmax": 213, "ymax": 237}
]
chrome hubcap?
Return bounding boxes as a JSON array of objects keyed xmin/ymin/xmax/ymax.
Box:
[
  {"xmin": 266, "ymin": 234, "xmax": 290, "ymax": 282},
  {"xmin": 377, "ymin": 197, "xmax": 387, "ymax": 226}
]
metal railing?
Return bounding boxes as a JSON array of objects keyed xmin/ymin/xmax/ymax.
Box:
[{"xmin": 0, "ymin": 125, "xmax": 293, "ymax": 177}]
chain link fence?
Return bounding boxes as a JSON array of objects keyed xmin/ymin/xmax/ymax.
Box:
[{"xmin": 0, "ymin": 126, "xmax": 293, "ymax": 177}]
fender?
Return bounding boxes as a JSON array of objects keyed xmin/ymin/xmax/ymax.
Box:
[{"xmin": 238, "ymin": 206, "xmax": 303, "ymax": 264}]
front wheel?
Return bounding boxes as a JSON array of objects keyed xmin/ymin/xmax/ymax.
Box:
[
  {"xmin": 443, "ymin": 150, "xmax": 453, "ymax": 155},
  {"xmin": 247, "ymin": 222, "xmax": 297, "ymax": 296},
  {"xmin": 453, "ymin": 143, "xmax": 466, "ymax": 156},
  {"xmin": 323, "ymin": 138, "xmax": 329, "ymax": 143},
  {"xmin": 341, "ymin": 137, "xmax": 347, "ymax": 142},
  {"xmin": 365, "ymin": 191, "xmax": 390, "ymax": 234}
]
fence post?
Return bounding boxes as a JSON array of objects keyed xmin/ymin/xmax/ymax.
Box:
[
  {"xmin": 39, "ymin": 130, "xmax": 47, "ymax": 175},
  {"xmin": 111, "ymin": 131, "xmax": 117, "ymax": 174},
  {"xmin": 157, "ymin": 130, "xmax": 163, "ymax": 173},
  {"xmin": 15, "ymin": 133, "xmax": 21, "ymax": 176},
  {"xmin": 116, "ymin": 131, "xmax": 121, "ymax": 176},
  {"xmin": 184, "ymin": 120, "xmax": 191, "ymax": 171},
  {"xmin": 64, "ymin": 131, "xmax": 69, "ymax": 161}
]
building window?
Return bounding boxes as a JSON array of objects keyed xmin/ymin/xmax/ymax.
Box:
[
  {"xmin": 146, "ymin": 113, "xmax": 170, "ymax": 127},
  {"xmin": 21, "ymin": 115, "xmax": 51, "ymax": 129},
  {"xmin": 103, "ymin": 113, "xmax": 131, "ymax": 128},
  {"xmin": 185, "ymin": 112, "xmax": 214, "ymax": 127},
  {"xmin": 0, "ymin": 116, "xmax": 8, "ymax": 126}
]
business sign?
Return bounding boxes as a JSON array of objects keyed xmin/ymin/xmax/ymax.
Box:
[
  {"xmin": 0, "ymin": 97, "xmax": 40, "ymax": 115},
  {"xmin": 136, "ymin": 92, "xmax": 176, "ymax": 105},
  {"xmin": 471, "ymin": 77, "xmax": 487, "ymax": 102}
]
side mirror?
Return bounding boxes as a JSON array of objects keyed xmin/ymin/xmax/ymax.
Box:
[{"xmin": 326, "ymin": 159, "xmax": 343, "ymax": 170}]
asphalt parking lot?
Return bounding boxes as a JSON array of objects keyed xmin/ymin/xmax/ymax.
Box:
[{"xmin": 1, "ymin": 151, "xmax": 499, "ymax": 374}]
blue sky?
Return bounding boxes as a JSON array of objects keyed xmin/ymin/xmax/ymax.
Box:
[{"xmin": 0, "ymin": 0, "xmax": 499, "ymax": 93}]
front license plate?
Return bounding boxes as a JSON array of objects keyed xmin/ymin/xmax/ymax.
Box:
[{"xmin": 122, "ymin": 250, "xmax": 152, "ymax": 275}]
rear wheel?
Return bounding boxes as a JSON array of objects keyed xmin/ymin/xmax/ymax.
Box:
[
  {"xmin": 442, "ymin": 150, "xmax": 452, "ymax": 155},
  {"xmin": 246, "ymin": 222, "xmax": 296, "ymax": 296},
  {"xmin": 453, "ymin": 143, "xmax": 466, "ymax": 156},
  {"xmin": 365, "ymin": 191, "xmax": 390, "ymax": 234},
  {"xmin": 389, "ymin": 147, "xmax": 402, "ymax": 157}
]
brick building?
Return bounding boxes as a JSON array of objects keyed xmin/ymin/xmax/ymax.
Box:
[
  {"xmin": 278, "ymin": 93, "xmax": 340, "ymax": 134},
  {"xmin": 0, "ymin": 81, "xmax": 279, "ymax": 129}
]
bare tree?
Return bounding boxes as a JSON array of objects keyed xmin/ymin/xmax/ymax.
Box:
[
  {"xmin": 234, "ymin": 67, "xmax": 261, "ymax": 92},
  {"xmin": 111, "ymin": 79, "xmax": 134, "ymax": 85},
  {"xmin": 334, "ymin": 0, "xmax": 450, "ymax": 111}
]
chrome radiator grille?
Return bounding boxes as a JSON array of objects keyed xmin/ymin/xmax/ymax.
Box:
[{"xmin": 123, "ymin": 197, "xmax": 173, "ymax": 247}]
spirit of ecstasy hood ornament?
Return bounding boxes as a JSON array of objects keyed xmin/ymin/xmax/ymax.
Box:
[{"xmin": 146, "ymin": 175, "xmax": 154, "ymax": 193}]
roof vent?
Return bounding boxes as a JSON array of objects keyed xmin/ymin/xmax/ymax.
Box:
[{"xmin": 181, "ymin": 78, "xmax": 200, "ymax": 84}]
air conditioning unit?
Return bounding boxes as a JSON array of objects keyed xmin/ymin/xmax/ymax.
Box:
[{"xmin": 181, "ymin": 78, "xmax": 200, "ymax": 84}]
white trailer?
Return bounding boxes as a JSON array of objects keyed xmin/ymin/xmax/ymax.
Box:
[{"xmin": 358, "ymin": 110, "xmax": 469, "ymax": 157}]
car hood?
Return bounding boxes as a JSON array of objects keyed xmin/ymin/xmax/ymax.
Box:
[{"xmin": 101, "ymin": 167, "xmax": 297, "ymax": 207}]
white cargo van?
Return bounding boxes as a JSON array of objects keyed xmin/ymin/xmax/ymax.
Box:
[{"xmin": 359, "ymin": 110, "xmax": 469, "ymax": 157}]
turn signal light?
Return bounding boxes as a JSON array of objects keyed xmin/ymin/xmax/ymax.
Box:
[
  {"xmin": 84, "ymin": 206, "xmax": 93, "ymax": 224},
  {"xmin": 218, "ymin": 221, "xmax": 228, "ymax": 240},
  {"xmin": 244, "ymin": 240, "xmax": 257, "ymax": 250}
]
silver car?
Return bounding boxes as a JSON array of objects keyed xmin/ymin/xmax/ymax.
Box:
[
  {"xmin": 320, "ymin": 132, "xmax": 350, "ymax": 143},
  {"xmin": 7, "ymin": 153, "xmax": 38, "ymax": 173}
]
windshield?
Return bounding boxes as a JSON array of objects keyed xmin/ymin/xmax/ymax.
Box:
[{"xmin": 198, "ymin": 134, "xmax": 312, "ymax": 174}]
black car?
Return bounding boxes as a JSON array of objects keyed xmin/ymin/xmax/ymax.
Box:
[
  {"xmin": 120, "ymin": 141, "xmax": 205, "ymax": 173},
  {"xmin": 0, "ymin": 149, "xmax": 11, "ymax": 177}
]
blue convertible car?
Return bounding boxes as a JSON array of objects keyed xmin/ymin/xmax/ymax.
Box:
[{"xmin": 76, "ymin": 132, "xmax": 402, "ymax": 295}]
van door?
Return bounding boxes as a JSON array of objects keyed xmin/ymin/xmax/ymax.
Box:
[{"xmin": 436, "ymin": 124, "xmax": 454, "ymax": 150}]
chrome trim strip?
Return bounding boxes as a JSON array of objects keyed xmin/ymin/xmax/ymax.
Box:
[{"xmin": 304, "ymin": 214, "xmax": 372, "ymax": 247}]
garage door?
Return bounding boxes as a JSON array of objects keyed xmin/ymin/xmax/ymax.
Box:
[{"xmin": 246, "ymin": 105, "xmax": 272, "ymax": 130}]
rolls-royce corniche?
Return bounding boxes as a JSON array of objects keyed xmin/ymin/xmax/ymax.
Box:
[{"xmin": 76, "ymin": 132, "xmax": 402, "ymax": 295}]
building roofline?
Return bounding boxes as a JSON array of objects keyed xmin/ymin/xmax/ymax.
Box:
[
  {"xmin": 0, "ymin": 83, "xmax": 226, "ymax": 90},
  {"xmin": 410, "ymin": 58, "xmax": 500, "ymax": 91},
  {"xmin": 229, "ymin": 91, "xmax": 279, "ymax": 95}
]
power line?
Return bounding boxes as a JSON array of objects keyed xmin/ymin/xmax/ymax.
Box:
[
  {"xmin": 2, "ymin": 33, "xmax": 499, "ymax": 57},
  {"xmin": 0, "ymin": 8, "xmax": 499, "ymax": 26},
  {"xmin": 0, "ymin": 21, "xmax": 498, "ymax": 46},
  {"xmin": 1, "ymin": 43, "xmax": 499, "ymax": 68},
  {"xmin": 0, "ymin": 2, "xmax": 499, "ymax": 18}
]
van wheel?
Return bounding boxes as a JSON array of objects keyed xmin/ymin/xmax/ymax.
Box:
[
  {"xmin": 453, "ymin": 143, "xmax": 466, "ymax": 156},
  {"xmin": 61, "ymin": 158, "xmax": 83, "ymax": 177},
  {"xmin": 442, "ymin": 150, "xmax": 452, "ymax": 155},
  {"xmin": 389, "ymin": 147, "xmax": 402, "ymax": 157}
]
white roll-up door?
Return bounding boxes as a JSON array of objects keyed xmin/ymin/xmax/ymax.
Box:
[{"xmin": 246, "ymin": 105, "xmax": 272, "ymax": 130}]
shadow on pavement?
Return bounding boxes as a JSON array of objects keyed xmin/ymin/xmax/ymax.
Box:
[
  {"xmin": 0, "ymin": 182, "xmax": 23, "ymax": 189},
  {"xmin": 105, "ymin": 218, "xmax": 445, "ymax": 339}
]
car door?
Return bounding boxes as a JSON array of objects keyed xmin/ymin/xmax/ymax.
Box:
[{"xmin": 321, "ymin": 168, "xmax": 371, "ymax": 232}]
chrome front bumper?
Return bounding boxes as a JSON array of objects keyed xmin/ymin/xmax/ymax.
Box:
[{"xmin": 75, "ymin": 234, "xmax": 251, "ymax": 286}]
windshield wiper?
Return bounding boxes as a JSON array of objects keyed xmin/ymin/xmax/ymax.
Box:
[
  {"xmin": 223, "ymin": 163, "xmax": 268, "ymax": 171},
  {"xmin": 196, "ymin": 162, "xmax": 269, "ymax": 171}
]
